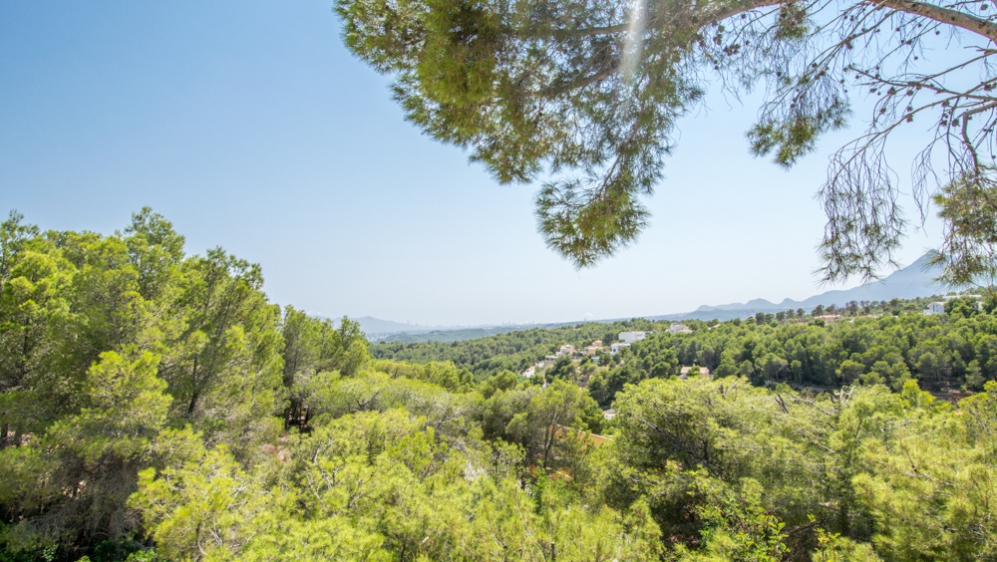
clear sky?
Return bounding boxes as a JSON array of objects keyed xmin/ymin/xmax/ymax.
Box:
[{"xmin": 0, "ymin": 1, "xmax": 944, "ymax": 326}]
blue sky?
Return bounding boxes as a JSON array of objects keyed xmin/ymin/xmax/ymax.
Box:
[{"xmin": 1, "ymin": 1, "xmax": 943, "ymax": 326}]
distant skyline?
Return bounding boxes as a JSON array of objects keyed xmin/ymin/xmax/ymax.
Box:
[{"xmin": 1, "ymin": 2, "xmax": 944, "ymax": 326}]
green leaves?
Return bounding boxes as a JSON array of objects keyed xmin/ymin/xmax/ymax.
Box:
[
  {"xmin": 338, "ymin": 0, "xmax": 707, "ymax": 267},
  {"xmin": 340, "ymin": 0, "xmax": 997, "ymax": 282},
  {"xmin": 851, "ymin": 398, "xmax": 997, "ymax": 561},
  {"xmin": 50, "ymin": 352, "xmax": 170, "ymax": 464},
  {"xmin": 747, "ymin": 95, "xmax": 849, "ymax": 168},
  {"xmin": 0, "ymin": 352, "xmax": 172, "ymax": 555},
  {"xmin": 0, "ymin": 211, "xmax": 290, "ymax": 556},
  {"xmin": 931, "ymin": 176, "xmax": 997, "ymax": 288},
  {"xmin": 418, "ymin": 0, "xmax": 503, "ymax": 105},
  {"xmin": 0, "ymin": 210, "xmax": 41, "ymax": 291},
  {"xmin": 536, "ymin": 180, "xmax": 650, "ymax": 268},
  {"xmin": 9, "ymin": 209, "xmax": 997, "ymax": 562},
  {"xmin": 131, "ymin": 446, "xmax": 260, "ymax": 562},
  {"xmin": 683, "ymin": 479, "xmax": 789, "ymax": 562}
]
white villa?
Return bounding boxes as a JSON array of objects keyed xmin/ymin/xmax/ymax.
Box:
[
  {"xmin": 924, "ymin": 293, "xmax": 988, "ymax": 315},
  {"xmin": 669, "ymin": 323, "xmax": 692, "ymax": 334},
  {"xmin": 610, "ymin": 342, "xmax": 630, "ymax": 354},
  {"xmin": 618, "ymin": 331, "xmax": 647, "ymax": 345}
]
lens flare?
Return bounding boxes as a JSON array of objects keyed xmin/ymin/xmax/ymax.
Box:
[{"xmin": 621, "ymin": 0, "xmax": 646, "ymax": 83}]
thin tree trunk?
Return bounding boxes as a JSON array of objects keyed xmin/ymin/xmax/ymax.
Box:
[
  {"xmin": 186, "ymin": 356, "xmax": 200, "ymax": 417},
  {"xmin": 187, "ymin": 390, "xmax": 200, "ymax": 417}
]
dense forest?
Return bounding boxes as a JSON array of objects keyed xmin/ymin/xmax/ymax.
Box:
[
  {"xmin": 373, "ymin": 320, "xmax": 662, "ymax": 375},
  {"xmin": 3, "ymin": 210, "xmax": 997, "ymax": 561},
  {"xmin": 375, "ymin": 296, "xmax": 995, "ymax": 405}
]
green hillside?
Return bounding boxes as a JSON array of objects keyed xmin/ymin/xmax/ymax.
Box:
[{"xmin": 3, "ymin": 211, "xmax": 997, "ymax": 562}]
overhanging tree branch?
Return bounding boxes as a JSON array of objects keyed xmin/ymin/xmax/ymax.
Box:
[
  {"xmin": 339, "ymin": 0, "xmax": 997, "ymax": 279},
  {"xmin": 876, "ymin": 0, "xmax": 997, "ymax": 43}
]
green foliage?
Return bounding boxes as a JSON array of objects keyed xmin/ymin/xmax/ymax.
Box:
[
  {"xmin": 671, "ymin": 479, "xmax": 789, "ymax": 562},
  {"xmin": 380, "ymin": 298, "xmax": 997, "ymax": 412},
  {"xmin": 748, "ymin": 98, "xmax": 849, "ymax": 168},
  {"xmin": 546, "ymin": 354, "xmax": 578, "ymax": 381},
  {"xmin": 372, "ymin": 317, "xmax": 659, "ymax": 378},
  {"xmin": 811, "ymin": 530, "xmax": 882, "ymax": 562},
  {"xmin": 281, "ymin": 308, "xmax": 369, "ymax": 383},
  {"xmin": 504, "ymin": 379, "xmax": 597, "ymax": 468},
  {"xmin": 931, "ymin": 178, "xmax": 997, "ymax": 287},
  {"xmin": 851, "ymin": 383, "xmax": 997, "ymax": 560},
  {"xmin": 334, "ymin": 0, "xmax": 997, "ymax": 283},
  {"xmin": 0, "ymin": 210, "xmax": 366, "ymax": 560},
  {"xmin": 8, "ymin": 210, "xmax": 997, "ymax": 562}
]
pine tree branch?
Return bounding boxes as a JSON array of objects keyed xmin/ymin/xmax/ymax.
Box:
[
  {"xmin": 876, "ymin": 0, "xmax": 997, "ymax": 43},
  {"xmin": 555, "ymin": 23, "xmax": 630, "ymax": 37}
]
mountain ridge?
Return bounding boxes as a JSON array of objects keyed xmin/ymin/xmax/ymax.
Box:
[
  {"xmin": 666, "ymin": 252, "xmax": 950, "ymax": 321},
  {"xmin": 356, "ymin": 252, "xmax": 955, "ymax": 341}
]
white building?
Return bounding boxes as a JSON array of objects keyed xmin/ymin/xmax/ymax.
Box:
[
  {"xmin": 923, "ymin": 302, "xmax": 946, "ymax": 315},
  {"xmin": 670, "ymin": 323, "xmax": 692, "ymax": 334},
  {"xmin": 618, "ymin": 331, "xmax": 647, "ymax": 345},
  {"xmin": 610, "ymin": 342, "xmax": 630, "ymax": 354},
  {"xmin": 557, "ymin": 344, "xmax": 576, "ymax": 356},
  {"xmin": 521, "ymin": 366, "xmax": 536, "ymax": 378}
]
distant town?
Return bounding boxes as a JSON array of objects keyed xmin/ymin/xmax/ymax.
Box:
[{"xmin": 520, "ymin": 324, "xmax": 699, "ymax": 378}]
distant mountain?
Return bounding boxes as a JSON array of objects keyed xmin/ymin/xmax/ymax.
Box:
[
  {"xmin": 354, "ymin": 252, "xmax": 956, "ymax": 342},
  {"xmin": 350, "ymin": 316, "xmax": 557, "ymax": 343},
  {"xmin": 655, "ymin": 252, "xmax": 952, "ymax": 321},
  {"xmin": 378, "ymin": 326, "xmax": 543, "ymax": 344},
  {"xmin": 347, "ymin": 317, "xmax": 441, "ymax": 336}
]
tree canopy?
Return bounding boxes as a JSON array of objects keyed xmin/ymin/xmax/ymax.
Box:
[
  {"xmin": 337, "ymin": 0, "xmax": 997, "ymax": 283},
  {"xmin": 5, "ymin": 209, "xmax": 997, "ymax": 561}
]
